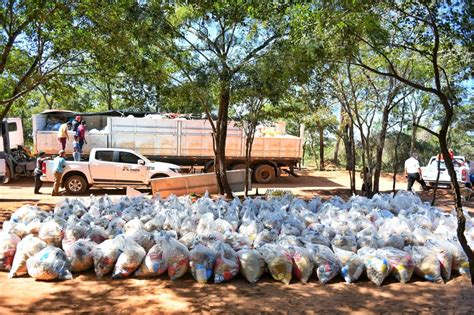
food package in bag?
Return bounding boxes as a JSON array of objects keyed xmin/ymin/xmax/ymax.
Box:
[
  {"xmin": 357, "ymin": 247, "xmax": 391, "ymax": 286},
  {"xmin": 163, "ymin": 236, "xmax": 190, "ymax": 280},
  {"xmin": 258, "ymin": 244, "xmax": 293, "ymax": 285},
  {"xmin": 112, "ymin": 236, "xmax": 146, "ymax": 279},
  {"xmin": 9, "ymin": 235, "xmax": 47, "ymax": 278},
  {"xmin": 286, "ymin": 246, "xmax": 313, "ymax": 284},
  {"xmin": 189, "ymin": 244, "xmax": 215, "ymax": 283},
  {"xmin": 442, "ymin": 239, "xmax": 470, "ymax": 277},
  {"xmin": 305, "ymin": 244, "xmax": 340, "ymax": 284},
  {"xmin": 92, "ymin": 239, "xmax": 121, "ymax": 278},
  {"xmin": 62, "ymin": 225, "xmax": 88, "ymax": 253},
  {"xmin": 424, "ymin": 239, "xmax": 453, "ymax": 281},
  {"xmin": 38, "ymin": 220, "xmax": 64, "ymax": 247},
  {"xmin": 238, "ymin": 249, "xmax": 265, "ymax": 283},
  {"xmin": 334, "ymin": 248, "xmax": 365, "ymax": 283},
  {"xmin": 0, "ymin": 233, "xmax": 21, "ymax": 271},
  {"xmin": 331, "ymin": 234, "xmax": 357, "ymax": 253},
  {"xmin": 2, "ymin": 221, "xmax": 27, "ymax": 239},
  {"xmin": 27, "ymin": 246, "xmax": 72, "ymax": 280},
  {"xmin": 125, "ymin": 229, "xmax": 154, "ymax": 252},
  {"xmin": 404, "ymin": 245, "xmax": 442, "ymax": 283},
  {"xmin": 135, "ymin": 236, "xmax": 168, "ymax": 277},
  {"xmin": 87, "ymin": 225, "xmax": 109, "ymax": 244},
  {"xmin": 65, "ymin": 239, "xmax": 96, "ymax": 272},
  {"xmin": 210, "ymin": 241, "xmax": 239, "ymax": 283},
  {"xmin": 377, "ymin": 247, "xmax": 415, "ymax": 283}
]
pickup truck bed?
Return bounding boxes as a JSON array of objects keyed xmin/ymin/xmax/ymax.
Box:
[{"xmin": 421, "ymin": 156, "xmax": 471, "ymax": 187}]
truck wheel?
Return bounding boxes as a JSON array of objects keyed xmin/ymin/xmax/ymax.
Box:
[
  {"xmin": 3, "ymin": 166, "xmax": 12, "ymax": 184},
  {"xmin": 64, "ymin": 175, "xmax": 87, "ymax": 195},
  {"xmin": 254, "ymin": 164, "xmax": 275, "ymax": 184}
]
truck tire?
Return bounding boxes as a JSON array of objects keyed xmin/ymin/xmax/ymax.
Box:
[
  {"xmin": 64, "ymin": 175, "xmax": 88, "ymax": 195},
  {"xmin": 254, "ymin": 164, "xmax": 275, "ymax": 184}
]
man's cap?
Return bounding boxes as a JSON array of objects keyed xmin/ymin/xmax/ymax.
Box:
[
  {"xmin": 66, "ymin": 121, "xmax": 72, "ymax": 125},
  {"xmin": 76, "ymin": 115, "xmax": 82, "ymax": 120},
  {"xmin": 59, "ymin": 150, "xmax": 65, "ymax": 155},
  {"xmin": 39, "ymin": 151, "xmax": 45, "ymax": 156}
]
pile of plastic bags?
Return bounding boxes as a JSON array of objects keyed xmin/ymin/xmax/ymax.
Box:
[{"xmin": 0, "ymin": 190, "xmax": 472, "ymax": 286}]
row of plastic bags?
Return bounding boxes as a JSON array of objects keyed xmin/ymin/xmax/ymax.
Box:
[{"xmin": 0, "ymin": 191, "xmax": 472, "ymax": 285}]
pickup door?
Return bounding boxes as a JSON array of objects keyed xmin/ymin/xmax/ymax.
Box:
[
  {"xmin": 114, "ymin": 151, "xmax": 147, "ymax": 184},
  {"xmin": 89, "ymin": 150, "xmax": 116, "ymax": 183}
]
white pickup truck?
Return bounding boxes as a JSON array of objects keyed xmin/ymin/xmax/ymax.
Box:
[
  {"xmin": 41, "ymin": 148, "xmax": 181, "ymax": 194},
  {"xmin": 421, "ymin": 155, "xmax": 471, "ymax": 188}
]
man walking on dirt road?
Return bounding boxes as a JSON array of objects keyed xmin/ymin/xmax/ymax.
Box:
[
  {"xmin": 52, "ymin": 150, "xmax": 66, "ymax": 196},
  {"xmin": 404, "ymin": 153, "xmax": 429, "ymax": 192}
]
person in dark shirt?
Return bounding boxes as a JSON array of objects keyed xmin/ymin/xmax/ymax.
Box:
[
  {"xmin": 34, "ymin": 151, "xmax": 50, "ymax": 194},
  {"xmin": 76, "ymin": 120, "xmax": 87, "ymax": 152},
  {"xmin": 71, "ymin": 115, "xmax": 82, "ymax": 132}
]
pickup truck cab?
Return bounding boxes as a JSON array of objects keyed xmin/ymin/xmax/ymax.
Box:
[
  {"xmin": 421, "ymin": 155, "xmax": 471, "ymax": 188},
  {"xmin": 41, "ymin": 148, "xmax": 181, "ymax": 194}
]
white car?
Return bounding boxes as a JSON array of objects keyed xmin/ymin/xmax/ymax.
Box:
[
  {"xmin": 41, "ymin": 148, "xmax": 181, "ymax": 194},
  {"xmin": 421, "ymin": 155, "xmax": 471, "ymax": 188}
]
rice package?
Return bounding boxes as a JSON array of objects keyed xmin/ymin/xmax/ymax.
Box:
[
  {"xmin": 425, "ymin": 239, "xmax": 453, "ymax": 281},
  {"xmin": 112, "ymin": 236, "xmax": 146, "ymax": 279},
  {"xmin": 0, "ymin": 233, "xmax": 21, "ymax": 271},
  {"xmin": 211, "ymin": 241, "xmax": 239, "ymax": 283},
  {"xmin": 92, "ymin": 239, "xmax": 121, "ymax": 278},
  {"xmin": 404, "ymin": 245, "xmax": 442, "ymax": 283},
  {"xmin": 238, "ymin": 249, "xmax": 265, "ymax": 283},
  {"xmin": 334, "ymin": 248, "xmax": 365, "ymax": 283},
  {"xmin": 285, "ymin": 246, "xmax": 313, "ymax": 284},
  {"xmin": 357, "ymin": 247, "xmax": 391, "ymax": 286},
  {"xmin": 163, "ymin": 237, "xmax": 190, "ymax": 280},
  {"xmin": 65, "ymin": 240, "xmax": 96, "ymax": 272},
  {"xmin": 9, "ymin": 236, "xmax": 47, "ymax": 278},
  {"xmin": 38, "ymin": 220, "xmax": 64, "ymax": 247},
  {"xmin": 26, "ymin": 246, "xmax": 72, "ymax": 280},
  {"xmin": 377, "ymin": 247, "xmax": 415, "ymax": 283},
  {"xmin": 135, "ymin": 239, "xmax": 168, "ymax": 277},
  {"xmin": 305, "ymin": 244, "xmax": 340, "ymax": 284},
  {"xmin": 189, "ymin": 244, "xmax": 215, "ymax": 283},
  {"xmin": 259, "ymin": 244, "xmax": 293, "ymax": 285}
]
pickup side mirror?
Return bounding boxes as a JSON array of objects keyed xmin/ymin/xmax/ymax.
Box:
[{"xmin": 138, "ymin": 159, "xmax": 145, "ymax": 165}]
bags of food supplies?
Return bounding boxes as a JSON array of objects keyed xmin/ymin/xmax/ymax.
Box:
[
  {"xmin": 0, "ymin": 233, "xmax": 21, "ymax": 271},
  {"xmin": 62, "ymin": 225, "xmax": 88, "ymax": 253},
  {"xmin": 334, "ymin": 248, "xmax": 365, "ymax": 283},
  {"xmin": 424, "ymin": 239, "xmax": 453, "ymax": 281},
  {"xmin": 357, "ymin": 247, "xmax": 391, "ymax": 286},
  {"xmin": 377, "ymin": 247, "xmax": 415, "ymax": 283},
  {"xmin": 125, "ymin": 229, "xmax": 154, "ymax": 252},
  {"xmin": 238, "ymin": 249, "xmax": 265, "ymax": 283},
  {"xmin": 93, "ymin": 239, "xmax": 121, "ymax": 278},
  {"xmin": 404, "ymin": 246, "xmax": 443, "ymax": 283},
  {"xmin": 87, "ymin": 225, "xmax": 108, "ymax": 244},
  {"xmin": 211, "ymin": 241, "xmax": 239, "ymax": 283},
  {"xmin": 163, "ymin": 237, "xmax": 190, "ymax": 280},
  {"xmin": 65, "ymin": 239, "xmax": 96, "ymax": 272},
  {"xmin": 189, "ymin": 244, "xmax": 215, "ymax": 283},
  {"xmin": 2, "ymin": 221, "xmax": 27, "ymax": 239},
  {"xmin": 331, "ymin": 234, "xmax": 358, "ymax": 253},
  {"xmin": 259, "ymin": 244, "xmax": 293, "ymax": 285},
  {"xmin": 305, "ymin": 244, "xmax": 340, "ymax": 284},
  {"xmin": 27, "ymin": 246, "xmax": 72, "ymax": 280},
  {"xmin": 112, "ymin": 236, "xmax": 146, "ymax": 279},
  {"xmin": 38, "ymin": 220, "xmax": 64, "ymax": 247},
  {"xmin": 9, "ymin": 236, "xmax": 47, "ymax": 278},
  {"xmin": 135, "ymin": 236, "xmax": 168, "ymax": 277},
  {"xmin": 285, "ymin": 246, "xmax": 313, "ymax": 284}
]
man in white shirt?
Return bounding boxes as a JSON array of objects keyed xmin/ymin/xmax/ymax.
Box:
[{"xmin": 404, "ymin": 153, "xmax": 429, "ymax": 191}]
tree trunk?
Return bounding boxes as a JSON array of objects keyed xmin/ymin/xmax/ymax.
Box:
[
  {"xmin": 215, "ymin": 76, "xmax": 233, "ymax": 199},
  {"xmin": 373, "ymin": 107, "xmax": 390, "ymax": 193},
  {"xmin": 334, "ymin": 135, "xmax": 340, "ymax": 168},
  {"xmin": 410, "ymin": 120, "xmax": 418, "ymax": 154},
  {"xmin": 438, "ymin": 100, "xmax": 474, "ymax": 285},
  {"xmin": 349, "ymin": 124, "xmax": 356, "ymax": 194},
  {"xmin": 317, "ymin": 122, "xmax": 325, "ymax": 171},
  {"xmin": 343, "ymin": 124, "xmax": 352, "ymax": 170},
  {"xmin": 431, "ymin": 157, "xmax": 441, "ymax": 206},
  {"xmin": 392, "ymin": 105, "xmax": 405, "ymax": 193},
  {"xmin": 106, "ymin": 81, "xmax": 113, "ymax": 111}
]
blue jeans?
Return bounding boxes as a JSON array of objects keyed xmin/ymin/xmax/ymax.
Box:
[{"xmin": 73, "ymin": 151, "xmax": 81, "ymax": 161}]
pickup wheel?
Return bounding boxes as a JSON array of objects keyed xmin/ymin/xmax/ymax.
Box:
[
  {"xmin": 254, "ymin": 164, "xmax": 275, "ymax": 184},
  {"xmin": 64, "ymin": 175, "xmax": 88, "ymax": 195}
]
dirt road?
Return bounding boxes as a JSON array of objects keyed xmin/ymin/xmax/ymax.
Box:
[{"xmin": 0, "ymin": 169, "xmax": 473, "ymax": 313}]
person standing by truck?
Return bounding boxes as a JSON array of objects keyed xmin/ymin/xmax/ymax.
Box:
[
  {"xmin": 34, "ymin": 151, "xmax": 50, "ymax": 194},
  {"xmin": 57, "ymin": 121, "xmax": 71, "ymax": 151},
  {"xmin": 405, "ymin": 153, "xmax": 429, "ymax": 192},
  {"xmin": 71, "ymin": 115, "xmax": 82, "ymax": 132},
  {"xmin": 76, "ymin": 120, "xmax": 87, "ymax": 152},
  {"xmin": 72, "ymin": 136, "xmax": 81, "ymax": 161},
  {"xmin": 52, "ymin": 150, "xmax": 67, "ymax": 196}
]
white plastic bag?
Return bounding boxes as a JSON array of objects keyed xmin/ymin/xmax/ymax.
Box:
[
  {"xmin": 27, "ymin": 246, "xmax": 72, "ymax": 280},
  {"xmin": 38, "ymin": 220, "xmax": 64, "ymax": 247},
  {"xmin": 65, "ymin": 239, "xmax": 96, "ymax": 272},
  {"xmin": 404, "ymin": 245, "xmax": 442, "ymax": 283},
  {"xmin": 334, "ymin": 248, "xmax": 365, "ymax": 283},
  {"xmin": 357, "ymin": 247, "xmax": 391, "ymax": 286},
  {"xmin": 135, "ymin": 238, "xmax": 168, "ymax": 277},
  {"xmin": 92, "ymin": 239, "xmax": 121, "ymax": 278},
  {"xmin": 9, "ymin": 235, "xmax": 47, "ymax": 278},
  {"xmin": 305, "ymin": 244, "xmax": 340, "ymax": 284},
  {"xmin": 189, "ymin": 244, "xmax": 215, "ymax": 283},
  {"xmin": 377, "ymin": 247, "xmax": 415, "ymax": 283},
  {"xmin": 0, "ymin": 233, "xmax": 21, "ymax": 271},
  {"xmin": 163, "ymin": 236, "xmax": 190, "ymax": 280},
  {"xmin": 286, "ymin": 246, "xmax": 313, "ymax": 284},
  {"xmin": 211, "ymin": 241, "xmax": 239, "ymax": 283},
  {"xmin": 238, "ymin": 249, "xmax": 265, "ymax": 283},
  {"xmin": 258, "ymin": 244, "xmax": 293, "ymax": 285},
  {"xmin": 112, "ymin": 236, "xmax": 146, "ymax": 279}
]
